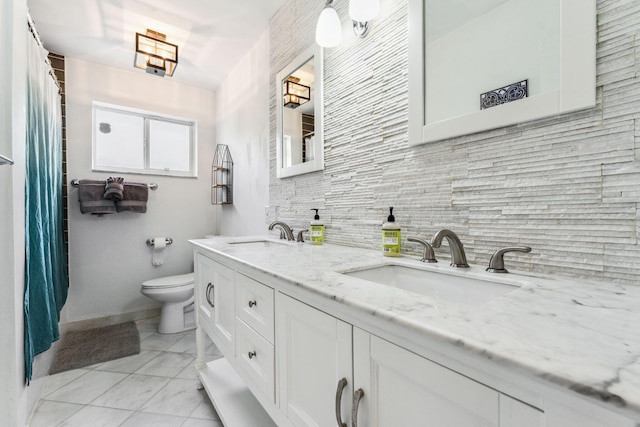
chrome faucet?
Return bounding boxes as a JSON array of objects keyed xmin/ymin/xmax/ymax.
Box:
[
  {"xmin": 431, "ymin": 229, "xmax": 469, "ymax": 268},
  {"xmin": 268, "ymin": 221, "xmax": 295, "ymax": 241}
]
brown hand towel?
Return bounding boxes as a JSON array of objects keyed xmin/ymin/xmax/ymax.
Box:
[
  {"xmin": 116, "ymin": 183, "xmax": 148, "ymax": 213},
  {"xmin": 104, "ymin": 176, "xmax": 125, "ymax": 201},
  {"xmin": 78, "ymin": 180, "xmax": 116, "ymax": 215}
]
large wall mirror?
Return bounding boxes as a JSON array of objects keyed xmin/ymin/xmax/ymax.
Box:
[
  {"xmin": 408, "ymin": 0, "xmax": 596, "ymax": 145},
  {"xmin": 276, "ymin": 44, "xmax": 324, "ymax": 178}
]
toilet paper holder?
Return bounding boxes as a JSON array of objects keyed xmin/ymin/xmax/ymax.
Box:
[{"xmin": 146, "ymin": 237, "xmax": 173, "ymax": 246}]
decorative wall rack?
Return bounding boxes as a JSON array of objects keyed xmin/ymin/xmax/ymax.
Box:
[{"xmin": 211, "ymin": 144, "xmax": 233, "ymax": 205}]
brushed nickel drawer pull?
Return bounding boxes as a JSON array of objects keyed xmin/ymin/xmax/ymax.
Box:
[
  {"xmin": 335, "ymin": 377, "xmax": 348, "ymax": 427},
  {"xmin": 205, "ymin": 283, "xmax": 215, "ymax": 308},
  {"xmin": 352, "ymin": 388, "xmax": 364, "ymax": 427}
]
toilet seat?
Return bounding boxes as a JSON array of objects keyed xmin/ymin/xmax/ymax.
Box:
[{"xmin": 142, "ymin": 272, "xmax": 194, "ymax": 290}]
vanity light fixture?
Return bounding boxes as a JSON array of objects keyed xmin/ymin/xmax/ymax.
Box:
[
  {"xmin": 315, "ymin": 0, "xmax": 380, "ymax": 47},
  {"xmin": 134, "ymin": 29, "xmax": 178, "ymax": 77},
  {"xmin": 283, "ymin": 77, "xmax": 311, "ymax": 109}
]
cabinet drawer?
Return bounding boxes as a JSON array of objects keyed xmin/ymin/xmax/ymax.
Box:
[
  {"xmin": 235, "ymin": 273, "xmax": 274, "ymax": 343},
  {"xmin": 235, "ymin": 317, "xmax": 275, "ymax": 403}
]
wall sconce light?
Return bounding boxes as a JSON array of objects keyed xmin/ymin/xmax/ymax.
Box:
[
  {"xmin": 134, "ymin": 29, "xmax": 178, "ymax": 77},
  {"xmin": 283, "ymin": 77, "xmax": 311, "ymax": 109},
  {"xmin": 315, "ymin": 0, "xmax": 342, "ymax": 48},
  {"xmin": 349, "ymin": 0, "xmax": 380, "ymax": 37},
  {"xmin": 315, "ymin": 0, "xmax": 380, "ymax": 48}
]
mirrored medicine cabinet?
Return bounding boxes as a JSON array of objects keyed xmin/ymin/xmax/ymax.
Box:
[
  {"xmin": 276, "ymin": 44, "xmax": 324, "ymax": 178},
  {"xmin": 408, "ymin": 0, "xmax": 596, "ymax": 145}
]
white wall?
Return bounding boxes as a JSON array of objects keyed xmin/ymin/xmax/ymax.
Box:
[
  {"xmin": 0, "ymin": 0, "xmax": 29, "ymax": 424},
  {"xmin": 64, "ymin": 58, "xmax": 216, "ymax": 322},
  {"xmin": 213, "ymin": 30, "xmax": 271, "ymax": 236}
]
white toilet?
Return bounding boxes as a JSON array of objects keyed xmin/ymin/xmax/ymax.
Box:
[{"xmin": 141, "ymin": 272, "xmax": 196, "ymax": 334}]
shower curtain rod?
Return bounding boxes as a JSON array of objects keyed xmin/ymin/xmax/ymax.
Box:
[{"xmin": 26, "ymin": 10, "xmax": 61, "ymax": 91}]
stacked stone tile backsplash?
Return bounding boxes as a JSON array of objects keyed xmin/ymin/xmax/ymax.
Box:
[{"xmin": 269, "ymin": 0, "xmax": 640, "ymax": 285}]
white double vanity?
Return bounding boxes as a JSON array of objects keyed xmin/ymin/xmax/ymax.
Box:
[{"xmin": 191, "ymin": 236, "xmax": 640, "ymax": 427}]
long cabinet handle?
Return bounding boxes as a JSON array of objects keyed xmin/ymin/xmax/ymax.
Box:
[
  {"xmin": 352, "ymin": 388, "xmax": 364, "ymax": 427},
  {"xmin": 335, "ymin": 377, "xmax": 348, "ymax": 427},
  {"xmin": 205, "ymin": 283, "xmax": 215, "ymax": 307}
]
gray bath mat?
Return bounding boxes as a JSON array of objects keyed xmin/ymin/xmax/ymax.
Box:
[{"xmin": 50, "ymin": 321, "xmax": 140, "ymax": 374}]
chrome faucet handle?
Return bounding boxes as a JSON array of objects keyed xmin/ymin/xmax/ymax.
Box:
[
  {"xmin": 486, "ymin": 246, "xmax": 532, "ymax": 273},
  {"xmin": 296, "ymin": 229, "xmax": 308, "ymax": 242},
  {"xmin": 408, "ymin": 237, "xmax": 437, "ymax": 263}
]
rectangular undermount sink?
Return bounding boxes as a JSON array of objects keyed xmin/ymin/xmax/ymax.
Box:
[
  {"xmin": 227, "ymin": 239, "xmax": 291, "ymax": 248},
  {"xmin": 342, "ymin": 264, "xmax": 519, "ymax": 305}
]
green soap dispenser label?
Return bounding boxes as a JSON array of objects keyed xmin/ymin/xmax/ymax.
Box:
[
  {"xmin": 310, "ymin": 225, "xmax": 324, "ymax": 244},
  {"xmin": 310, "ymin": 208, "xmax": 324, "ymax": 245},
  {"xmin": 382, "ymin": 229, "xmax": 401, "ymax": 256},
  {"xmin": 382, "ymin": 207, "xmax": 401, "ymax": 256}
]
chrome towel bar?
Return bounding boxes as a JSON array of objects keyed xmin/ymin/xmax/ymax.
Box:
[
  {"xmin": 0, "ymin": 154, "xmax": 14, "ymax": 165},
  {"xmin": 146, "ymin": 237, "xmax": 173, "ymax": 246},
  {"xmin": 71, "ymin": 179, "xmax": 158, "ymax": 190}
]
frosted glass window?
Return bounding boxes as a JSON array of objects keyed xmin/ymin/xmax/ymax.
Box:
[
  {"xmin": 94, "ymin": 109, "xmax": 144, "ymax": 169},
  {"xmin": 92, "ymin": 102, "xmax": 196, "ymax": 177},
  {"xmin": 149, "ymin": 119, "xmax": 191, "ymax": 172}
]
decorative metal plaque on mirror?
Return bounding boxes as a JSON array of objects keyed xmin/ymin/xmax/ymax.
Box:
[{"xmin": 480, "ymin": 79, "xmax": 528, "ymax": 110}]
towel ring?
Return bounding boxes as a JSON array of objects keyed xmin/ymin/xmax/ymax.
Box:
[{"xmin": 146, "ymin": 237, "xmax": 173, "ymax": 246}]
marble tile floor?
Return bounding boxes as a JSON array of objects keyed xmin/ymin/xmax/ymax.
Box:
[{"xmin": 29, "ymin": 318, "xmax": 224, "ymax": 427}]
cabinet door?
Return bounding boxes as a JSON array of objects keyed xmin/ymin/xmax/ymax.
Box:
[
  {"xmin": 353, "ymin": 328, "xmax": 500, "ymax": 427},
  {"xmin": 500, "ymin": 395, "xmax": 544, "ymax": 427},
  {"xmin": 277, "ymin": 293, "xmax": 352, "ymax": 427},
  {"xmin": 195, "ymin": 253, "xmax": 215, "ymax": 338},
  {"xmin": 199, "ymin": 256, "xmax": 235, "ymax": 356}
]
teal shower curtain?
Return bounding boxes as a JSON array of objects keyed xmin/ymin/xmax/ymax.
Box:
[{"xmin": 24, "ymin": 27, "xmax": 68, "ymax": 382}]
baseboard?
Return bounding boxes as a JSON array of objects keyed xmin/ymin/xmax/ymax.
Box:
[{"xmin": 59, "ymin": 308, "xmax": 161, "ymax": 335}]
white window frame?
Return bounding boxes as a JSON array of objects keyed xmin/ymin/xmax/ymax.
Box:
[{"xmin": 92, "ymin": 101, "xmax": 198, "ymax": 177}]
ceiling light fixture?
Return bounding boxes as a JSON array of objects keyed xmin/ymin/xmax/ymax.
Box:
[
  {"xmin": 134, "ymin": 29, "xmax": 178, "ymax": 77},
  {"xmin": 283, "ymin": 77, "xmax": 311, "ymax": 109},
  {"xmin": 315, "ymin": 0, "xmax": 380, "ymax": 48}
]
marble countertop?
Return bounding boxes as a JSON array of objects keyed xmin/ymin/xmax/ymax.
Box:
[{"xmin": 191, "ymin": 236, "xmax": 640, "ymax": 419}]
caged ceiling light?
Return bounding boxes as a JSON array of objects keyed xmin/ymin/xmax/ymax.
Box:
[
  {"xmin": 315, "ymin": 0, "xmax": 380, "ymax": 48},
  {"xmin": 283, "ymin": 77, "xmax": 311, "ymax": 109},
  {"xmin": 134, "ymin": 29, "xmax": 178, "ymax": 77}
]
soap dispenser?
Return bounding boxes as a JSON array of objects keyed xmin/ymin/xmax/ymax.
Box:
[
  {"xmin": 382, "ymin": 207, "xmax": 401, "ymax": 257},
  {"xmin": 310, "ymin": 208, "xmax": 324, "ymax": 245}
]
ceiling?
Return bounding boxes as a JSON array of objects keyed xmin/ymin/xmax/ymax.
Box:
[{"xmin": 27, "ymin": 0, "xmax": 286, "ymax": 90}]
